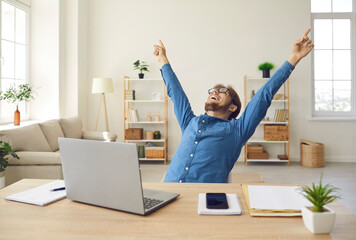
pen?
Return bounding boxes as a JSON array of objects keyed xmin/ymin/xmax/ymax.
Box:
[{"xmin": 51, "ymin": 187, "xmax": 65, "ymax": 191}]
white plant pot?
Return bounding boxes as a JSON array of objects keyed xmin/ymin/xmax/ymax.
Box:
[
  {"xmin": 0, "ymin": 171, "xmax": 5, "ymax": 189},
  {"xmin": 301, "ymin": 206, "xmax": 336, "ymax": 234}
]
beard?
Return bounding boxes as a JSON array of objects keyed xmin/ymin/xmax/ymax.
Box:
[{"xmin": 205, "ymin": 102, "xmax": 230, "ymax": 113}]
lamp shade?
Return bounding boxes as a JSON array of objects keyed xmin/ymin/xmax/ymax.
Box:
[{"xmin": 92, "ymin": 78, "xmax": 114, "ymax": 93}]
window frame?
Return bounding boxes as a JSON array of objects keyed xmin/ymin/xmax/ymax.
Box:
[
  {"xmin": 311, "ymin": 0, "xmax": 356, "ymax": 119},
  {"xmin": 0, "ymin": 0, "xmax": 30, "ymax": 124}
]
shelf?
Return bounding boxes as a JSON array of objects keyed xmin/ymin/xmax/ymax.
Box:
[
  {"xmin": 125, "ymin": 139, "xmax": 165, "ymax": 143},
  {"xmin": 126, "ymin": 121, "xmax": 165, "ymax": 124},
  {"xmin": 259, "ymin": 121, "xmax": 288, "ymax": 125},
  {"xmin": 139, "ymin": 158, "xmax": 165, "ymax": 161},
  {"xmin": 247, "ymin": 140, "xmax": 289, "ymax": 143},
  {"xmin": 246, "ymin": 77, "xmax": 270, "ymax": 81},
  {"xmin": 246, "ymin": 159, "xmax": 289, "ymax": 163},
  {"xmin": 125, "ymin": 78, "xmax": 162, "ymax": 81},
  {"xmin": 247, "ymin": 99, "xmax": 288, "ymax": 103},
  {"xmin": 125, "ymin": 100, "xmax": 164, "ymax": 103}
]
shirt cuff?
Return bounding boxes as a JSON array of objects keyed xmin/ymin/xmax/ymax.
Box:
[
  {"xmin": 283, "ymin": 60, "xmax": 295, "ymax": 73},
  {"xmin": 160, "ymin": 63, "xmax": 172, "ymax": 73}
]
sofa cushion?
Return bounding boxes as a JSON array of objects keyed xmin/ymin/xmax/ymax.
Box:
[
  {"xmin": 7, "ymin": 151, "xmax": 61, "ymax": 165},
  {"xmin": 0, "ymin": 124, "xmax": 51, "ymax": 152},
  {"xmin": 59, "ymin": 117, "xmax": 83, "ymax": 139},
  {"xmin": 39, "ymin": 119, "xmax": 65, "ymax": 152}
]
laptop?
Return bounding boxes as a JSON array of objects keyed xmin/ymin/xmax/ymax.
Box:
[{"xmin": 58, "ymin": 138, "xmax": 180, "ymax": 215}]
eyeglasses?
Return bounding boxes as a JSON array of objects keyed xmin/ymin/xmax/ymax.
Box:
[{"xmin": 208, "ymin": 87, "xmax": 230, "ymax": 95}]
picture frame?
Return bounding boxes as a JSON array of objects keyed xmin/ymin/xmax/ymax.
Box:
[{"xmin": 152, "ymin": 92, "xmax": 161, "ymax": 101}]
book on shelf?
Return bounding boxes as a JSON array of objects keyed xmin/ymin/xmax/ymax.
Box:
[
  {"xmin": 273, "ymin": 109, "xmax": 287, "ymax": 122},
  {"xmin": 125, "ymin": 89, "xmax": 135, "ymax": 100},
  {"xmin": 128, "ymin": 108, "xmax": 139, "ymax": 122}
]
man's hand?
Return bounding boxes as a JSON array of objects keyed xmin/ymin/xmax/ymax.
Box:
[
  {"xmin": 287, "ymin": 29, "xmax": 314, "ymax": 67},
  {"xmin": 153, "ymin": 40, "xmax": 170, "ymax": 67}
]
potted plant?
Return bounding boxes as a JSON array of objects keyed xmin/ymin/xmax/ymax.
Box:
[
  {"xmin": 0, "ymin": 84, "xmax": 34, "ymax": 125},
  {"xmin": 133, "ymin": 60, "xmax": 149, "ymax": 79},
  {"xmin": 258, "ymin": 62, "xmax": 274, "ymax": 78},
  {"xmin": 299, "ymin": 173, "xmax": 340, "ymax": 234},
  {"xmin": 0, "ymin": 141, "xmax": 19, "ymax": 188}
]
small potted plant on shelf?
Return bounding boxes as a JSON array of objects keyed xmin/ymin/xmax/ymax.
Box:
[
  {"xmin": 0, "ymin": 84, "xmax": 34, "ymax": 126},
  {"xmin": 258, "ymin": 62, "xmax": 274, "ymax": 78},
  {"xmin": 0, "ymin": 141, "xmax": 19, "ymax": 188},
  {"xmin": 133, "ymin": 60, "xmax": 149, "ymax": 79},
  {"xmin": 299, "ymin": 173, "xmax": 340, "ymax": 234}
]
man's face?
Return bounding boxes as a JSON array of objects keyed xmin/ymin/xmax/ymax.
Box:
[{"xmin": 205, "ymin": 87, "xmax": 233, "ymax": 112}]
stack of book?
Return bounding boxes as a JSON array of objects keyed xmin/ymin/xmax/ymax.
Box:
[
  {"xmin": 273, "ymin": 109, "xmax": 288, "ymax": 122},
  {"xmin": 125, "ymin": 89, "xmax": 135, "ymax": 100},
  {"xmin": 247, "ymin": 144, "xmax": 268, "ymax": 159},
  {"xmin": 127, "ymin": 108, "xmax": 139, "ymax": 122}
]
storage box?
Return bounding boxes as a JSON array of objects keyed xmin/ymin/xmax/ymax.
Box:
[
  {"xmin": 247, "ymin": 144, "xmax": 263, "ymax": 152},
  {"xmin": 300, "ymin": 139, "xmax": 324, "ymax": 168},
  {"xmin": 264, "ymin": 125, "xmax": 288, "ymax": 141},
  {"xmin": 146, "ymin": 147, "xmax": 165, "ymax": 159},
  {"xmin": 125, "ymin": 128, "xmax": 143, "ymax": 140},
  {"xmin": 247, "ymin": 151, "xmax": 268, "ymax": 159}
]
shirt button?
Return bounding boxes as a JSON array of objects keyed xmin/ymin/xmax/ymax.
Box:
[
  {"xmin": 190, "ymin": 154, "xmax": 194, "ymax": 157},
  {"xmin": 195, "ymin": 141, "xmax": 198, "ymax": 144},
  {"xmin": 185, "ymin": 167, "xmax": 189, "ymax": 170},
  {"xmin": 198, "ymin": 129, "xmax": 201, "ymax": 133},
  {"xmin": 179, "ymin": 180, "xmax": 182, "ymax": 183},
  {"xmin": 202, "ymin": 120, "xmax": 205, "ymax": 123}
]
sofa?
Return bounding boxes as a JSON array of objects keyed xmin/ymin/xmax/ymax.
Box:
[{"xmin": 0, "ymin": 117, "xmax": 117, "ymax": 186}]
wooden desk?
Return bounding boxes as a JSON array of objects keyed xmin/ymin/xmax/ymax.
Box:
[{"xmin": 0, "ymin": 179, "xmax": 355, "ymax": 240}]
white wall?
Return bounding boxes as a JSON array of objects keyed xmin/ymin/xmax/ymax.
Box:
[
  {"xmin": 57, "ymin": 0, "xmax": 355, "ymax": 162},
  {"xmin": 30, "ymin": 0, "xmax": 60, "ymax": 120}
]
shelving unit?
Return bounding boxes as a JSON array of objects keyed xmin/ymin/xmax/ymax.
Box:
[
  {"xmin": 124, "ymin": 76, "xmax": 168, "ymax": 164},
  {"xmin": 243, "ymin": 75, "xmax": 290, "ymax": 166}
]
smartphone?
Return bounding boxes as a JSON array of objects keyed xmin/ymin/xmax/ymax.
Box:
[{"xmin": 206, "ymin": 193, "xmax": 229, "ymax": 209}]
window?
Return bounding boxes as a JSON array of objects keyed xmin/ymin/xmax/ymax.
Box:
[
  {"xmin": 311, "ymin": 0, "xmax": 355, "ymax": 118},
  {"xmin": 0, "ymin": 0, "xmax": 30, "ymax": 124}
]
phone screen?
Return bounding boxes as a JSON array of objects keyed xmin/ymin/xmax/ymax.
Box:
[{"xmin": 206, "ymin": 193, "xmax": 229, "ymax": 209}]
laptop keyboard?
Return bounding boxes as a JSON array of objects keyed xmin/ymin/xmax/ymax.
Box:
[{"xmin": 144, "ymin": 197, "xmax": 163, "ymax": 209}]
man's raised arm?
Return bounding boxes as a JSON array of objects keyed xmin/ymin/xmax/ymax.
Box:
[
  {"xmin": 236, "ymin": 29, "xmax": 314, "ymax": 142},
  {"xmin": 154, "ymin": 40, "xmax": 195, "ymax": 131}
]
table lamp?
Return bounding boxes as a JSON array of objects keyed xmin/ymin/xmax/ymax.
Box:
[{"xmin": 92, "ymin": 78, "xmax": 114, "ymax": 132}]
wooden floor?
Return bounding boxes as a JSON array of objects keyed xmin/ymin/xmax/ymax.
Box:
[{"xmin": 139, "ymin": 161, "xmax": 356, "ymax": 215}]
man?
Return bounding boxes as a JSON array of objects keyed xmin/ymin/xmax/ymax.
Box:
[{"xmin": 153, "ymin": 29, "xmax": 314, "ymax": 183}]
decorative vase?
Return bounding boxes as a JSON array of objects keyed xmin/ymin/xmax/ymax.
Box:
[
  {"xmin": 301, "ymin": 206, "xmax": 336, "ymax": 234},
  {"xmin": 147, "ymin": 112, "xmax": 152, "ymax": 121},
  {"xmin": 262, "ymin": 69, "xmax": 270, "ymax": 78},
  {"xmin": 14, "ymin": 105, "xmax": 20, "ymax": 126},
  {"xmin": 155, "ymin": 112, "xmax": 161, "ymax": 121},
  {"xmin": 138, "ymin": 73, "xmax": 144, "ymax": 79},
  {"xmin": 154, "ymin": 131, "xmax": 161, "ymax": 139},
  {"xmin": 0, "ymin": 170, "xmax": 5, "ymax": 189}
]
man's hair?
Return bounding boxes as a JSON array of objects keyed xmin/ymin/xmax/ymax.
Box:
[{"xmin": 213, "ymin": 84, "xmax": 241, "ymax": 120}]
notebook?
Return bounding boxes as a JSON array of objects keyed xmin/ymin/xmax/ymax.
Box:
[
  {"xmin": 5, "ymin": 180, "xmax": 66, "ymax": 206},
  {"xmin": 198, "ymin": 193, "xmax": 242, "ymax": 215}
]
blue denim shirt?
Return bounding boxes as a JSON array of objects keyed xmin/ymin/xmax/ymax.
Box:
[{"xmin": 161, "ymin": 61, "xmax": 294, "ymax": 183}]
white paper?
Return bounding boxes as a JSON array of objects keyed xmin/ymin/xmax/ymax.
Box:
[
  {"xmin": 248, "ymin": 185, "xmax": 311, "ymax": 211},
  {"xmin": 5, "ymin": 180, "xmax": 66, "ymax": 206},
  {"xmin": 198, "ymin": 193, "xmax": 242, "ymax": 215}
]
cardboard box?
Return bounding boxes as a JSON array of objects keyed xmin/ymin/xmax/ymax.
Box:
[
  {"xmin": 247, "ymin": 151, "xmax": 268, "ymax": 159},
  {"xmin": 247, "ymin": 144, "xmax": 263, "ymax": 152},
  {"xmin": 125, "ymin": 128, "xmax": 143, "ymax": 140}
]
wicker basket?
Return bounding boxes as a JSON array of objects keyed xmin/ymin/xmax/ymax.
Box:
[
  {"xmin": 300, "ymin": 139, "xmax": 324, "ymax": 168},
  {"xmin": 146, "ymin": 147, "xmax": 165, "ymax": 159},
  {"xmin": 264, "ymin": 125, "xmax": 288, "ymax": 141}
]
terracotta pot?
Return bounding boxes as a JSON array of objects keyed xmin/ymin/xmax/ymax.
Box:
[{"xmin": 14, "ymin": 105, "xmax": 20, "ymax": 126}]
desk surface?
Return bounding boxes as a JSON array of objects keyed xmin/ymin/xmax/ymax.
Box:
[{"xmin": 0, "ymin": 179, "xmax": 355, "ymax": 240}]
